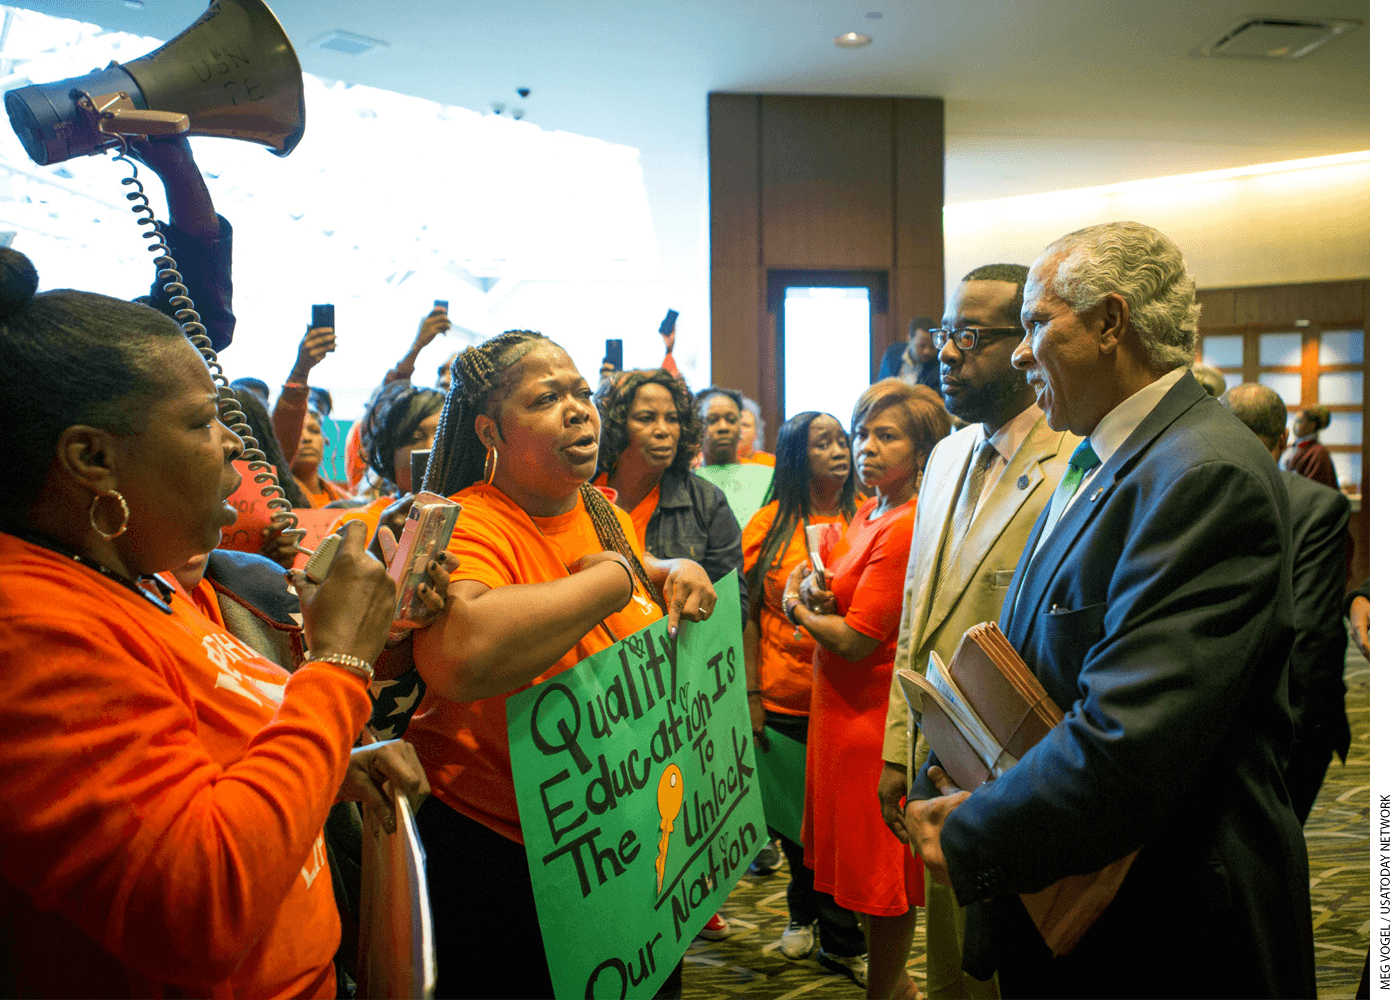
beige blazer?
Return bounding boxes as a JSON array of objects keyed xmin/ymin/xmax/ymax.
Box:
[{"xmin": 881, "ymin": 414, "xmax": 1079, "ymax": 765}]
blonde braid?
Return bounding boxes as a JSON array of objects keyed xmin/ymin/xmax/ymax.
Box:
[{"xmin": 579, "ymin": 481, "xmax": 664, "ymax": 606}]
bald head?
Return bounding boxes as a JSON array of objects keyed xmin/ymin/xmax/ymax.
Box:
[{"xmin": 1223, "ymin": 383, "xmax": 1289, "ymax": 459}]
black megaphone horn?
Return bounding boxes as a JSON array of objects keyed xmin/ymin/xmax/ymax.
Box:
[{"xmin": 4, "ymin": 0, "xmax": 305, "ymax": 166}]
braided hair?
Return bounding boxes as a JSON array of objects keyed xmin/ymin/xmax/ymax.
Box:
[
  {"xmin": 423, "ymin": 330, "xmax": 663, "ymax": 605},
  {"xmin": 745, "ymin": 411, "xmax": 856, "ymax": 623}
]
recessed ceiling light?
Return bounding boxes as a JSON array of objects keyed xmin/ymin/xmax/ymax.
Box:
[
  {"xmin": 866, "ymin": 12, "xmax": 883, "ymax": 19},
  {"xmin": 309, "ymin": 30, "xmax": 388, "ymax": 56},
  {"xmin": 835, "ymin": 31, "xmax": 872, "ymax": 48}
]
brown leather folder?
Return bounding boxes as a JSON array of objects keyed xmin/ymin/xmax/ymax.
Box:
[{"xmin": 897, "ymin": 621, "xmax": 1138, "ymax": 957}]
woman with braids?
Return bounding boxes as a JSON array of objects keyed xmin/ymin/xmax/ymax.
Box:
[
  {"xmin": 407, "ymin": 331, "xmax": 716, "ymax": 999},
  {"xmin": 788, "ymin": 380, "xmax": 949, "ymax": 1000},
  {"xmin": 0, "ymin": 247, "xmax": 431, "ymax": 998},
  {"xmin": 741, "ymin": 411, "xmax": 866, "ymax": 971}
]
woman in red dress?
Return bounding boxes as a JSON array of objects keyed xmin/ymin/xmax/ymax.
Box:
[{"xmin": 786, "ymin": 380, "xmax": 949, "ymax": 999}]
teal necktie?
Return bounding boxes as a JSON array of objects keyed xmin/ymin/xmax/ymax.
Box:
[{"xmin": 1038, "ymin": 439, "xmax": 1101, "ymax": 548}]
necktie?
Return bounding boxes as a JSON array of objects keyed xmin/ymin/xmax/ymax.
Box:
[
  {"xmin": 937, "ymin": 441, "xmax": 998, "ymax": 582},
  {"xmin": 1037, "ymin": 439, "xmax": 1101, "ymax": 550},
  {"xmin": 1012, "ymin": 439, "xmax": 1102, "ymax": 619}
]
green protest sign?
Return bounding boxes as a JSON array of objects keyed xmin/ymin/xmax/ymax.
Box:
[
  {"xmin": 507, "ymin": 573, "xmax": 764, "ymax": 999},
  {"xmin": 693, "ymin": 463, "xmax": 774, "ymax": 530},
  {"xmin": 755, "ymin": 728, "xmax": 807, "ymax": 845}
]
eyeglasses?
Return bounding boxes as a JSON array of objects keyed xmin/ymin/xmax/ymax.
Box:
[{"xmin": 932, "ymin": 326, "xmax": 1023, "ymax": 352}]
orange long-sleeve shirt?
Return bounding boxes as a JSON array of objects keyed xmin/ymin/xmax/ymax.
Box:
[{"xmin": 0, "ymin": 533, "xmax": 371, "ymax": 999}]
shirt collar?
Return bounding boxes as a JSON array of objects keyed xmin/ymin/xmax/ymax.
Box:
[
  {"xmin": 983, "ymin": 401, "xmax": 1044, "ymax": 464},
  {"xmin": 1087, "ymin": 366, "xmax": 1190, "ymax": 470}
]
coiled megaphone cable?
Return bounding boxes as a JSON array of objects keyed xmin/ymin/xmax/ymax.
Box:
[{"xmin": 101, "ymin": 118, "xmax": 314, "ymax": 557}]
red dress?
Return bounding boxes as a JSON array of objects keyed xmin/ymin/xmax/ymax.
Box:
[{"xmin": 802, "ymin": 497, "xmax": 926, "ymax": 917}]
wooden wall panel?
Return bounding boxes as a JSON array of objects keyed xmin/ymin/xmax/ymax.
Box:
[
  {"xmin": 708, "ymin": 94, "xmax": 760, "ymax": 267},
  {"xmin": 888, "ymin": 265, "xmax": 941, "ymax": 377},
  {"xmin": 759, "ymin": 96, "xmax": 893, "ymax": 269},
  {"xmin": 1197, "ymin": 279, "xmax": 1368, "ymax": 327},
  {"xmin": 709, "ymin": 93, "xmax": 944, "ymax": 431},
  {"xmin": 892, "ymin": 98, "xmax": 944, "ymax": 271},
  {"xmin": 709, "ymin": 264, "xmax": 765, "ymax": 401}
]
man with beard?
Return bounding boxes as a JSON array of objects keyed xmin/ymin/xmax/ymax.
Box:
[
  {"xmin": 904, "ymin": 223, "xmax": 1311, "ymax": 997},
  {"xmin": 876, "ymin": 263, "xmax": 1078, "ymax": 998}
]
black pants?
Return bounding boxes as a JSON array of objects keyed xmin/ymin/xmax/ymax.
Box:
[
  {"xmin": 416, "ymin": 795, "xmax": 555, "ymax": 1000},
  {"xmin": 1284, "ymin": 727, "xmax": 1338, "ymax": 825},
  {"xmin": 416, "ymin": 795, "xmax": 683, "ymax": 999},
  {"xmin": 765, "ymin": 711, "xmax": 866, "ymax": 958}
]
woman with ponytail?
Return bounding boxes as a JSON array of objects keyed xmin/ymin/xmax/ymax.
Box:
[{"xmin": 407, "ymin": 331, "xmax": 715, "ymax": 999}]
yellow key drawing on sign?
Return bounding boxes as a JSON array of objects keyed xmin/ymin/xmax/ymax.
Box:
[{"xmin": 656, "ymin": 763, "xmax": 684, "ymax": 895}]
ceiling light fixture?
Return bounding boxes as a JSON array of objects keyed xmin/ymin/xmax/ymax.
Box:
[
  {"xmin": 309, "ymin": 30, "xmax": 388, "ymax": 57},
  {"xmin": 834, "ymin": 32, "xmax": 872, "ymax": 48},
  {"xmin": 945, "ymin": 150, "xmax": 1370, "ymax": 214}
]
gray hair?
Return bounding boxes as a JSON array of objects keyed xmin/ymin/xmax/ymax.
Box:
[
  {"xmin": 740, "ymin": 394, "xmax": 765, "ymax": 444},
  {"xmin": 1042, "ymin": 221, "xmax": 1201, "ymax": 372}
]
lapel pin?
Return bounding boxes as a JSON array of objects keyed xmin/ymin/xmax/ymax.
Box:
[
  {"xmin": 1090, "ymin": 487, "xmax": 1104, "ymax": 502},
  {"xmin": 1016, "ymin": 474, "xmax": 1029, "ymax": 490}
]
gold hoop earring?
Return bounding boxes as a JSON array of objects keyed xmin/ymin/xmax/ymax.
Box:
[
  {"xmin": 483, "ymin": 446, "xmax": 498, "ymax": 487},
  {"xmin": 89, "ymin": 490, "xmax": 130, "ymax": 541}
]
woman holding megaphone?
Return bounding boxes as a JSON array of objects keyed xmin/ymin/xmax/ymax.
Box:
[{"xmin": 0, "ymin": 247, "xmax": 429, "ymax": 999}]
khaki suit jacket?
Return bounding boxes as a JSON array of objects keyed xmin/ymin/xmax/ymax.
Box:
[{"xmin": 881, "ymin": 414, "xmax": 1077, "ymax": 767}]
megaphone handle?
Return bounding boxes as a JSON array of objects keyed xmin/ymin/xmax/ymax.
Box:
[
  {"xmin": 109, "ymin": 138, "xmax": 309, "ymax": 555},
  {"xmin": 78, "ymin": 91, "xmax": 190, "ymax": 137}
]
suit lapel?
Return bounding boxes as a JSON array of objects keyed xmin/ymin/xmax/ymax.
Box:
[
  {"xmin": 928, "ymin": 418, "xmax": 1059, "ymax": 629},
  {"xmin": 904, "ymin": 430, "xmax": 977, "ymax": 649},
  {"xmin": 1004, "ymin": 373, "xmax": 1208, "ymax": 651}
]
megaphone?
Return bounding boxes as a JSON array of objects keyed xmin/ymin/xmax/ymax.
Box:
[{"xmin": 5, "ymin": 0, "xmax": 305, "ymax": 166}]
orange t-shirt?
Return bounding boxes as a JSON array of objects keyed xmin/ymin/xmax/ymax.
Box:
[
  {"xmin": 405, "ymin": 484, "xmax": 664, "ymax": 843},
  {"xmin": 333, "ymin": 494, "xmax": 395, "ymax": 545},
  {"xmin": 742, "ymin": 451, "xmax": 777, "ymax": 467},
  {"xmin": 594, "ymin": 472, "xmax": 660, "ymax": 543},
  {"xmin": 742, "ymin": 501, "xmax": 849, "ymax": 716},
  {"xmin": 0, "ymin": 534, "xmax": 369, "ymax": 1000},
  {"xmin": 301, "ymin": 475, "xmax": 351, "ymax": 509}
]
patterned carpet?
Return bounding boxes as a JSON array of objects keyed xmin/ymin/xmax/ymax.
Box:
[{"xmin": 683, "ymin": 646, "xmax": 1371, "ymax": 999}]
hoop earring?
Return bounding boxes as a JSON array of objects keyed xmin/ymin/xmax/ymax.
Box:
[
  {"xmin": 483, "ymin": 446, "xmax": 498, "ymax": 487},
  {"xmin": 89, "ymin": 490, "xmax": 130, "ymax": 541}
]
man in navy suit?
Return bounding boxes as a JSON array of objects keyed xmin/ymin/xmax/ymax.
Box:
[
  {"xmin": 876, "ymin": 314, "xmax": 940, "ymax": 390},
  {"xmin": 1225, "ymin": 382, "xmax": 1352, "ymax": 824},
  {"xmin": 904, "ymin": 222, "xmax": 1314, "ymax": 998}
]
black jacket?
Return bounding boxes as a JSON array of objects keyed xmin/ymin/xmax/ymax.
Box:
[{"xmin": 644, "ymin": 467, "xmax": 747, "ymax": 625}]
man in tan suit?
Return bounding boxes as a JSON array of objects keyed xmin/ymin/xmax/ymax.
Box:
[{"xmin": 876, "ymin": 263, "xmax": 1077, "ymax": 999}]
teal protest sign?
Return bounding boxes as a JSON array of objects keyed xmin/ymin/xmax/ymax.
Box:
[
  {"xmin": 507, "ymin": 573, "xmax": 764, "ymax": 999},
  {"xmin": 755, "ymin": 728, "xmax": 807, "ymax": 845}
]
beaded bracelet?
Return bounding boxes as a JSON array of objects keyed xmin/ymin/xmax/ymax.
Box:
[
  {"xmin": 783, "ymin": 594, "xmax": 802, "ymax": 627},
  {"xmin": 307, "ymin": 652, "xmax": 375, "ymax": 684}
]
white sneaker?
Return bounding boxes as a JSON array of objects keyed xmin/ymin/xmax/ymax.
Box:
[
  {"xmin": 777, "ymin": 921, "xmax": 815, "ymax": 959},
  {"xmin": 818, "ymin": 949, "xmax": 868, "ymax": 988}
]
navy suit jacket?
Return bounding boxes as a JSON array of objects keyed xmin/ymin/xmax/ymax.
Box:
[
  {"xmin": 876, "ymin": 342, "xmax": 940, "ymax": 392},
  {"xmin": 1281, "ymin": 470, "xmax": 1352, "ymax": 758},
  {"xmin": 919, "ymin": 373, "xmax": 1315, "ymax": 997}
]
